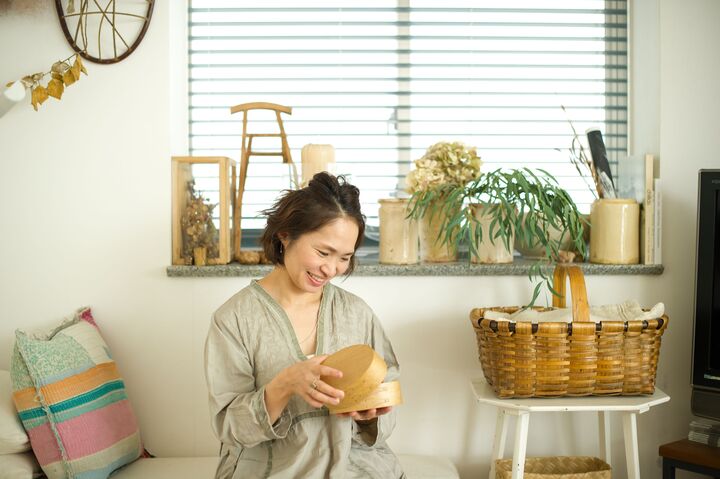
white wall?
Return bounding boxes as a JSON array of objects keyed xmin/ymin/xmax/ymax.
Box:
[{"xmin": 1, "ymin": 1, "xmax": 718, "ymax": 477}]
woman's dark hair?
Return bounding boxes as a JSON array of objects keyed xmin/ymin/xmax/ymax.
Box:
[{"xmin": 260, "ymin": 172, "xmax": 366, "ymax": 275}]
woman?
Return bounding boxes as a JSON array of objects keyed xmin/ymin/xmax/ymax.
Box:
[{"xmin": 204, "ymin": 172, "xmax": 404, "ymax": 478}]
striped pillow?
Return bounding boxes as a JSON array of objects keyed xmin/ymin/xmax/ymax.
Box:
[{"xmin": 10, "ymin": 307, "xmax": 143, "ymax": 479}]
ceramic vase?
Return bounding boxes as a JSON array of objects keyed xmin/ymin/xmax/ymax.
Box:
[
  {"xmin": 589, "ymin": 198, "xmax": 639, "ymax": 264},
  {"xmin": 379, "ymin": 198, "xmax": 419, "ymax": 265},
  {"xmin": 469, "ymin": 204, "xmax": 514, "ymax": 263},
  {"xmin": 418, "ymin": 206, "xmax": 458, "ymax": 263}
]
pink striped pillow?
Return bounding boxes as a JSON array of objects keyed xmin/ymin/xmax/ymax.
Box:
[{"xmin": 10, "ymin": 307, "xmax": 143, "ymax": 479}]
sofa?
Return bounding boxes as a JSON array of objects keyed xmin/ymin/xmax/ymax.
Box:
[
  {"xmin": 1, "ymin": 308, "xmax": 459, "ymax": 479},
  {"xmin": 111, "ymin": 455, "xmax": 458, "ymax": 478}
]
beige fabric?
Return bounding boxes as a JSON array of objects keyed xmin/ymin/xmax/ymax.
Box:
[
  {"xmin": 204, "ymin": 281, "xmax": 404, "ymax": 479},
  {"xmin": 111, "ymin": 455, "xmax": 458, "ymax": 479},
  {"xmin": 484, "ymin": 300, "xmax": 665, "ymax": 323}
]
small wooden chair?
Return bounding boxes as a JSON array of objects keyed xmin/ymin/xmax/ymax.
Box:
[{"xmin": 229, "ymin": 102, "xmax": 298, "ymax": 263}]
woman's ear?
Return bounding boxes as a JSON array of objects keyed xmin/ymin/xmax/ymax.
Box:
[{"xmin": 277, "ymin": 232, "xmax": 290, "ymax": 248}]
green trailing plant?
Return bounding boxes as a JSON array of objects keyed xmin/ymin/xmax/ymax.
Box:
[{"xmin": 408, "ymin": 167, "xmax": 588, "ymax": 305}]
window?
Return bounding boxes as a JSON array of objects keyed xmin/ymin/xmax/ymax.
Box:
[{"xmin": 188, "ymin": 0, "xmax": 627, "ymax": 235}]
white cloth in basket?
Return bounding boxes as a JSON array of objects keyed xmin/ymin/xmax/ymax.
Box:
[{"xmin": 483, "ymin": 300, "xmax": 665, "ymax": 323}]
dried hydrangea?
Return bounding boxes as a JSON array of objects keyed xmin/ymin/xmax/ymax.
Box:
[
  {"xmin": 181, "ymin": 181, "xmax": 219, "ymax": 263},
  {"xmin": 405, "ymin": 141, "xmax": 482, "ymax": 193}
]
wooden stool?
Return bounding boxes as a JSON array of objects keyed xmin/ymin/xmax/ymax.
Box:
[
  {"xmin": 659, "ymin": 439, "xmax": 720, "ymax": 478},
  {"xmin": 229, "ymin": 102, "xmax": 298, "ymax": 262}
]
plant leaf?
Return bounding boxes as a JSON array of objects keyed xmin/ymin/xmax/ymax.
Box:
[
  {"xmin": 47, "ymin": 78, "xmax": 64, "ymax": 99},
  {"xmin": 72, "ymin": 55, "xmax": 87, "ymax": 77},
  {"xmin": 30, "ymin": 86, "xmax": 49, "ymax": 111},
  {"xmin": 63, "ymin": 70, "xmax": 77, "ymax": 86}
]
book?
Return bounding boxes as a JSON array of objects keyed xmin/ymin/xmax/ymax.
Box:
[
  {"xmin": 688, "ymin": 420, "xmax": 720, "ymax": 446},
  {"xmin": 654, "ymin": 178, "xmax": 662, "ymax": 264},
  {"xmin": 641, "ymin": 154, "xmax": 656, "ymax": 265}
]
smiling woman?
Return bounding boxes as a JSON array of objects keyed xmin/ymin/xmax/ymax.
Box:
[{"xmin": 204, "ymin": 172, "xmax": 404, "ymax": 479}]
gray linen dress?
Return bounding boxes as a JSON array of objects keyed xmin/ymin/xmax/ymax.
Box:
[{"xmin": 204, "ymin": 280, "xmax": 405, "ymax": 479}]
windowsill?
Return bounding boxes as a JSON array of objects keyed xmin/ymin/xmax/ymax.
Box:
[{"xmin": 166, "ymin": 247, "xmax": 664, "ymax": 277}]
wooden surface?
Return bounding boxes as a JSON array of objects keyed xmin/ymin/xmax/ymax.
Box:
[
  {"xmin": 230, "ymin": 102, "xmax": 295, "ymax": 262},
  {"xmin": 321, "ymin": 345, "xmax": 388, "ymax": 413},
  {"xmin": 171, "ymin": 156, "xmax": 235, "ymax": 265},
  {"xmin": 659, "ymin": 439, "xmax": 720, "ymax": 470},
  {"xmin": 328, "ymin": 380, "xmax": 403, "ymax": 414}
]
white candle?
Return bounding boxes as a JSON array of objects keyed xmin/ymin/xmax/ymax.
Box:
[{"xmin": 301, "ymin": 144, "xmax": 336, "ymax": 186}]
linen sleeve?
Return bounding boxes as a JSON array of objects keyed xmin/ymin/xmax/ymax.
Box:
[
  {"xmin": 204, "ymin": 311, "xmax": 292, "ymax": 448},
  {"xmin": 353, "ymin": 313, "xmax": 400, "ymax": 447}
]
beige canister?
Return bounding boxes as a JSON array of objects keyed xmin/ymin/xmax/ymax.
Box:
[
  {"xmin": 379, "ymin": 198, "xmax": 419, "ymax": 264},
  {"xmin": 469, "ymin": 203, "xmax": 514, "ymax": 263},
  {"xmin": 590, "ymin": 198, "xmax": 640, "ymax": 264}
]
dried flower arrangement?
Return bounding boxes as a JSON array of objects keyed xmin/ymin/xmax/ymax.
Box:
[
  {"xmin": 405, "ymin": 141, "xmax": 483, "ymax": 194},
  {"xmin": 181, "ymin": 180, "xmax": 219, "ymax": 264},
  {"xmin": 559, "ymin": 105, "xmax": 602, "ymax": 198},
  {"xmin": 5, "ymin": 54, "xmax": 87, "ymax": 111}
]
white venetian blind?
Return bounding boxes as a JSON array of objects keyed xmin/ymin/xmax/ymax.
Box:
[{"xmin": 188, "ymin": 0, "xmax": 627, "ymax": 231}]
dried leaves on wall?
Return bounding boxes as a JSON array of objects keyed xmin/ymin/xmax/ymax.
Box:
[{"xmin": 6, "ymin": 54, "xmax": 88, "ymax": 111}]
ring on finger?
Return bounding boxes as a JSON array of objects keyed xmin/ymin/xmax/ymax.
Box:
[{"xmin": 311, "ymin": 377, "xmax": 319, "ymax": 390}]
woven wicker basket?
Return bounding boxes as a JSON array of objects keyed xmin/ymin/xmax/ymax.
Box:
[
  {"xmin": 470, "ymin": 265, "xmax": 669, "ymax": 398},
  {"xmin": 495, "ymin": 456, "xmax": 611, "ymax": 479}
]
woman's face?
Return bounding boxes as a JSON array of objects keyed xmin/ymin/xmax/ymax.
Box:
[{"xmin": 280, "ymin": 217, "xmax": 359, "ymax": 294}]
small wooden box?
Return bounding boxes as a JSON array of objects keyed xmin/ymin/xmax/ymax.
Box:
[{"xmin": 171, "ymin": 156, "xmax": 236, "ymax": 265}]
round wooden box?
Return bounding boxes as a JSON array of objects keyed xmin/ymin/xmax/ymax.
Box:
[{"xmin": 321, "ymin": 344, "xmax": 403, "ymax": 414}]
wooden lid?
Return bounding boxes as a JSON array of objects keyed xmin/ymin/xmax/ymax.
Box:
[
  {"xmin": 321, "ymin": 344, "xmax": 388, "ymax": 412},
  {"xmin": 327, "ymin": 381, "xmax": 404, "ymax": 414}
]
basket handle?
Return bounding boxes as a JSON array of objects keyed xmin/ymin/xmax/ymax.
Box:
[{"xmin": 551, "ymin": 265, "xmax": 591, "ymax": 322}]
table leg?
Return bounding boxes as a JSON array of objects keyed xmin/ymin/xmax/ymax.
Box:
[
  {"xmin": 622, "ymin": 412, "xmax": 641, "ymax": 479},
  {"xmin": 489, "ymin": 409, "xmax": 509, "ymax": 479},
  {"xmin": 511, "ymin": 412, "xmax": 530, "ymax": 479},
  {"xmin": 661, "ymin": 458, "xmax": 675, "ymax": 479},
  {"xmin": 598, "ymin": 411, "xmax": 611, "ymax": 466}
]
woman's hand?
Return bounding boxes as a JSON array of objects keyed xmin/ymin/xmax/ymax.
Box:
[
  {"xmin": 267, "ymin": 355, "xmax": 345, "ymax": 411},
  {"xmin": 337, "ymin": 406, "xmax": 393, "ymax": 422}
]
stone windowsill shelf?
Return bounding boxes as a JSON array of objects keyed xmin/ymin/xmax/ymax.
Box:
[{"xmin": 166, "ymin": 248, "xmax": 663, "ymax": 278}]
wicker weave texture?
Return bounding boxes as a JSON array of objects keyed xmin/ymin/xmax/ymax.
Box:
[
  {"xmin": 495, "ymin": 456, "xmax": 611, "ymax": 479},
  {"xmin": 471, "ymin": 265, "xmax": 669, "ymax": 398}
]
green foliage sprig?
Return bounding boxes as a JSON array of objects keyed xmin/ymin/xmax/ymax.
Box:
[{"xmin": 408, "ymin": 167, "xmax": 588, "ymax": 305}]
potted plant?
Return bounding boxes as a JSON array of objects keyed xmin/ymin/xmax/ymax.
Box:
[
  {"xmin": 408, "ymin": 167, "xmax": 587, "ymax": 302},
  {"xmin": 404, "ymin": 141, "xmax": 483, "ymax": 262}
]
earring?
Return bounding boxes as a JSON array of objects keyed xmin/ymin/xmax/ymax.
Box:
[{"xmin": 280, "ymin": 243, "xmax": 284, "ymax": 255}]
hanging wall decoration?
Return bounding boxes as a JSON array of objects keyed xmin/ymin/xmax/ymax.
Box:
[{"xmin": 54, "ymin": 0, "xmax": 155, "ymax": 64}]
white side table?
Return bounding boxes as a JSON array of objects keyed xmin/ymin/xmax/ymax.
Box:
[{"xmin": 471, "ymin": 380, "xmax": 670, "ymax": 479}]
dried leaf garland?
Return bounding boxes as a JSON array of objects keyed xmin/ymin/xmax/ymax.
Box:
[{"xmin": 5, "ymin": 53, "xmax": 88, "ymax": 111}]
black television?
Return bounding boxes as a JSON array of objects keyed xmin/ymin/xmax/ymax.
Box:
[{"xmin": 691, "ymin": 169, "xmax": 720, "ymax": 421}]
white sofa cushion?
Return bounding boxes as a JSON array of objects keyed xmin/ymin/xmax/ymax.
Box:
[
  {"xmin": 110, "ymin": 454, "xmax": 458, "ymax": 478},
  {"xmin": 111, "ymin": 457, "xmax": 217, "ymax": 479},
  {"xmin": 0, "ymin": 370, "xmax": 30, "ymax": 454},
  {"xmin": 0, "ymin": 451, "xmax": 43, "ymax": 479}
]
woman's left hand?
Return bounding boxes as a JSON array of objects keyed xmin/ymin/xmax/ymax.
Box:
[{"xmin": 337, "ymin": 406, "xmax": 392, "ymax": 422}]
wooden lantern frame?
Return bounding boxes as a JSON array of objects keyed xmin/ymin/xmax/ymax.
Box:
[{"xmin": 171, "ymin": 156, "xmax": 237, "ymax": 265}]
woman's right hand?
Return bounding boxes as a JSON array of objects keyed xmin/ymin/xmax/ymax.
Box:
[{"xmin": 268, "ymin": 355, "xmax": 345, "ymax": 409}]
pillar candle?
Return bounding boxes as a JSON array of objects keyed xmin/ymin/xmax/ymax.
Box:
[{"xmin": 301, "ymin": 144, "xmax": 335, "ymax": 186}]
